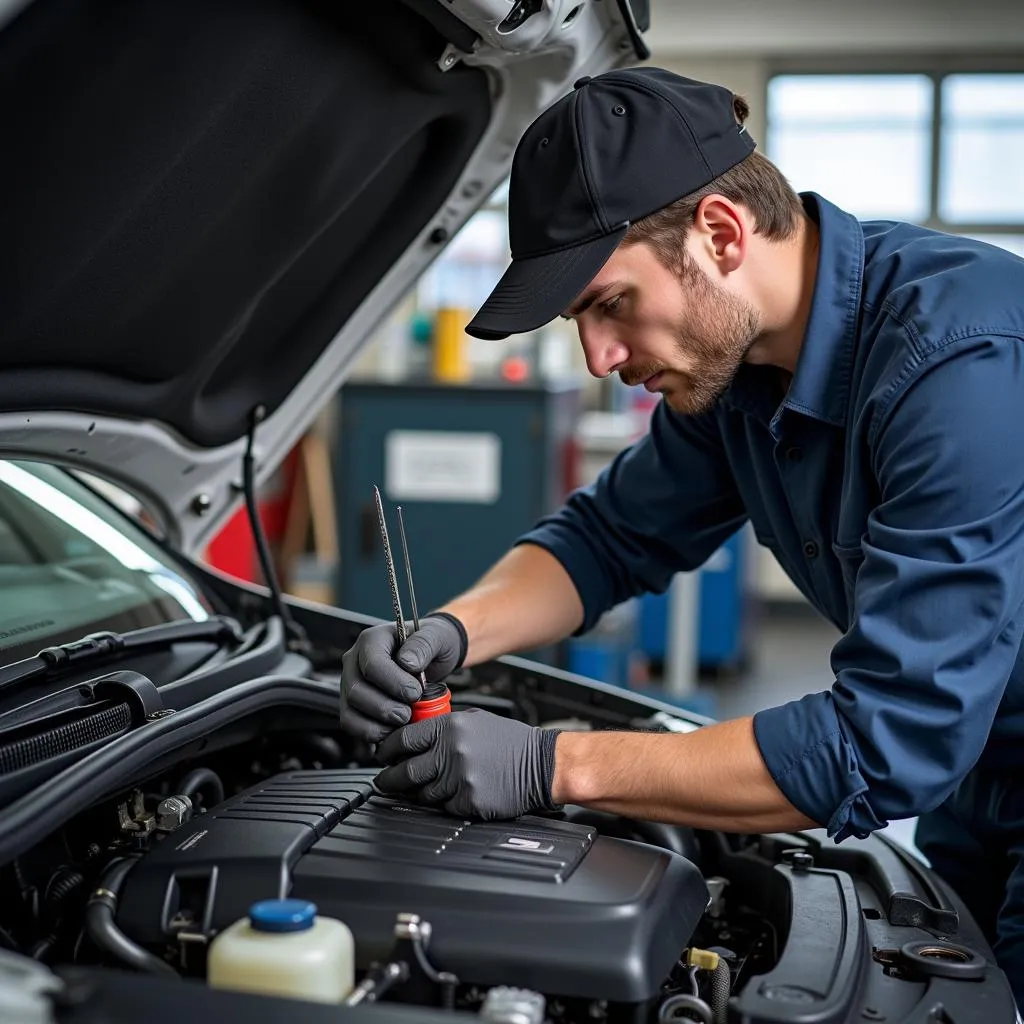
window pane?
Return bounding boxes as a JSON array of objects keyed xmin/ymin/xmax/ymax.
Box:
[
  {"xmin": 417, "ymin": 210, "xmax": 509, "ymax": 310},
  {"xmin": 767, "ymin": 75, "xmax": 933, "ymax": 221},
  {"xmin": 0, "ymin": 461, "xmax": 211, "ymax": 661},
  {"xmin": 940, "ymin": 74, "xmax": 1024, "ymax": 223},
  {"xmin": 966, "ymin": 234, "xmax": 1024, "ymax": 260}
]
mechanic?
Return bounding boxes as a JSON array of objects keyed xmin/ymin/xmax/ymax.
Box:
[{"xmin": 340, "ymin": 68, "xmax": 1024, "ymax": 999}]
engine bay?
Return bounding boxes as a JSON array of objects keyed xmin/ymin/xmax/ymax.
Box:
[
  {"xmin": 0, "ymin": 599, "xmax": 1012, "ymax": 1024},
  {"xmin": 0, "ymin": 727, "xmax": 788, "ymax": 1024},
  {"xmin": 115, "ymin": 769, "xmax": 708, "ymax": 1008}
]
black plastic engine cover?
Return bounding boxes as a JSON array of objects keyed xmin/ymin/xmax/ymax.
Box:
[{"xmin": 117, "ymin": 770, "xmax": 708, "ymax": 1003}]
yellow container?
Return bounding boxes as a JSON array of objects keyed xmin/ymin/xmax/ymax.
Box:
[{"xmin": 433, "ymin": 307, "xmax": 471, "ymax": 382}]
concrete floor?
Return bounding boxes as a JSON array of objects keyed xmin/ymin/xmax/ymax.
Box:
[{"xmin": 692, "ymin": 604, "xmax": 924, "ymax": 860}]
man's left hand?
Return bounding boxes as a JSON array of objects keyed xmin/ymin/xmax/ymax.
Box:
[{"xmin": 374, "ymin": 709, "xmax": 561, "ymax": 820}]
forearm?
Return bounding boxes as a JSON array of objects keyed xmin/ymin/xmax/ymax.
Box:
[
  {"xmin": 551, "ymin": 717, "xmax": 818, "ymax": 833},
  {"xmin": 438, "ymin": 543, "xmax": 584, "ymax": 666}
]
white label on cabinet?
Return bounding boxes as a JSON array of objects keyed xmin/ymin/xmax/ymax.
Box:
[{"xmin": 385, "ymin": 430, "xmax": 501, "ymax": 504}]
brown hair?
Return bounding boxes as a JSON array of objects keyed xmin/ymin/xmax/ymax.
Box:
[{"xmin": 623, "ymin": 95, "xmax": 804, "ymax": 273}]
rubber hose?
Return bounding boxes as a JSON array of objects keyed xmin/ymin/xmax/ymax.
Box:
[
  {"xmin": 658, "ymin": 993, "xmax": 713, "ymax": 1024},
  {"xmin": 709, "ymin": 961, "xmax": 730, "ymax": 1024},
  {"xmin": 633, "ymin": 820, "xmax": 702, "ymax": 865},
  {"xmin": 30, "ymin": 867, "xmax": 88, "ymax": 961},
  {"xmin": 560, "ymin": 807, "xmax": 701, "ymax": 865},
  {"xmin": 12, "ymin": 857, "xmax": 31, "ymax": 896},
  {"xmin": 12, "ymin": 858, "xmax": 39, "ymax": 925},
  {"xmin": 45, "ymin": 867, "xmax": 86, "ymax": 921},
  {"xmin": 176, "ymin": 768, "xmax": 225, "ymax": 807},
  {"xmin": 298, "ymin": 735, "xmax": 343, "ymax": 766},
  {"xmin": 85, "ymin": 859, "xmax": 177, "ymax": 978},
  {"xmin": 412, "ymin": 936, "xmax": 458, "ymax": 1010}
]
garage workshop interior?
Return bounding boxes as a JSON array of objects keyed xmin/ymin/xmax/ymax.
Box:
[{"xmin": 1, "ymin": 2, "xmax": 1023, "ymax": 1023}]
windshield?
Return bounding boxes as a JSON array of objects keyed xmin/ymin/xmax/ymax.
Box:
[{"xmin": 0, "ymin": 461, "xmax": 211, "ymax": 661}]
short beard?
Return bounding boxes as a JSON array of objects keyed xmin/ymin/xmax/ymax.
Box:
[{"xmin": 624, "ymin": 255, "xmax": 761, "ymax": 416}]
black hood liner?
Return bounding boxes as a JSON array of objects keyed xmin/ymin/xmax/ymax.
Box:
[{"xmin": 0, "ymin": 0, "xmax": 491, "ymax": 447}]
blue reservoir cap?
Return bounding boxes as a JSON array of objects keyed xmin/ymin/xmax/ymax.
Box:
[{"xmin": 249, "ymin": 899, "xmax": 317, "ymax": 933}]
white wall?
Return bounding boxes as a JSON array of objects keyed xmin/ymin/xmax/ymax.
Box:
[
  {"xmin": 647, "ymin": 0, "xmax": 1024, "ymax": 57},
  {"xmin": 651, "ymin": 56, "xmax": 768, "ymax": 137}
]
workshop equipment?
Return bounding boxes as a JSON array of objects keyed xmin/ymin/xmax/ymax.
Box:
[
  {"xmin": 335, "ymin": 379, "xmax": 581, "ymax": 666},
  {"xmin": 638, "ymin": 530, "xmax": 751, "ymax": 683},
  {"xmin": 432, "ymin": 307, "xmax": 471, "ymax": 383}
]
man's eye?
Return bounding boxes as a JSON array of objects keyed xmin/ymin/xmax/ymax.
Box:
[{"xmin": 602, "ymin": 295, "xmax": 623, "ymax": 315}]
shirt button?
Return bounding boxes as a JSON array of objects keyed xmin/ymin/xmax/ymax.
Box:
[
  {"xmin": 786, "ymin": 446, "xmax": 803, "ymax": 462},
  {"xmin": 803, "ymin": 540, "xmax": 819, "ymax": 559}
]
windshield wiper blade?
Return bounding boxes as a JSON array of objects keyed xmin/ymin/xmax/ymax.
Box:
[{"xmin": 0, "ymin": 616, "xmax": 245, "ymax": 694}]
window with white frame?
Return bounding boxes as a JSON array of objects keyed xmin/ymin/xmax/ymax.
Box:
[
  {"xmin": 416, "ymin": 181, "xmax": 510, "ymax": 312},
  {"xmin": 766, "ymin": 69, "xmax": 1024, "ymax": 258}
]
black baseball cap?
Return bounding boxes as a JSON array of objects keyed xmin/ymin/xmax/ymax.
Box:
[{"xmin": 465, "ymin": 67, "xmax": 756, "ymax": 341}]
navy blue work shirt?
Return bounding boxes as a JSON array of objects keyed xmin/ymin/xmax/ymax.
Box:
[{"xmin": 518, "ymin": 192, "xmax": 1024, "ymax": 842}]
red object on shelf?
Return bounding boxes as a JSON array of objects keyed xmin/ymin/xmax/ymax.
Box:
[{"xmin": 500, "ymin": 356, "xmax": 530, "ymax": 383}]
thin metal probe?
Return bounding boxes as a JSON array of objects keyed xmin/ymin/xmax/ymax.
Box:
[
  {"xmin": 396, "ymin": 504, "xmax": 427, "ymax": 692},
  {"xmin": 373, "ymin": 485, "xmax": 407, "ymax": 645},
  {"xmin": 396, "ymin": 506, "xmax": 421, "ymax": 634}
]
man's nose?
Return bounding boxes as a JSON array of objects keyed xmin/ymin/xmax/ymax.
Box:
[{"xmin": 578, "ymin": 322, "xmax": 629, "ymax": 378}]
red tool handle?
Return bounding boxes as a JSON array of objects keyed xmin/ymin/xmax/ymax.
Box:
[{"xmin": 410, "ymin": 683, "xmax": 451, "ymax": 722}]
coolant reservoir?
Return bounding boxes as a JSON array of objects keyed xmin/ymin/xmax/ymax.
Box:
[{"xmin": 207, "ymin": 899, "xmax": 354, "ymax": 1004}]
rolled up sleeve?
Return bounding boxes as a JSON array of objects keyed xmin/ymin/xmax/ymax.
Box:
[
  {"xmin": 518, "ymin": 401, "xmax": 746, "ymax": 633},
  {"xmin": 755, "ymin": 335, "xmax": 1024, "ymax": 841}
]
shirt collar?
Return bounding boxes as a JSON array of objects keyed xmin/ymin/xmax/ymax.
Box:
[
  {"xmin": 723, "ymin": 192, "xmax": 865, "ymax": 430},
  {"xmin": 780, "ymin": 192, "xmax": 865, "ymax": 427}
]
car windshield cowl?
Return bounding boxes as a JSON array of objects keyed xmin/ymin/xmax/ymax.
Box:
[{"xmin": 0, "ymin": 616, "xmax": 246, "ymax": 694}]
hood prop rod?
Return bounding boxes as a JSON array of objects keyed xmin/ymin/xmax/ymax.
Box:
[{"xmin": 243, "ymin": 406, "xmax": 306, "ymax": 649}]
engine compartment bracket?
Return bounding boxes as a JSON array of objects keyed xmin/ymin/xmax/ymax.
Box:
[
  {"xmin": 87, "ymin": 671, "xmax": 166, "ymax": 726},
  {"xmin": 888, "ymin": 891, "xmax": 959, "ymax": 935}
]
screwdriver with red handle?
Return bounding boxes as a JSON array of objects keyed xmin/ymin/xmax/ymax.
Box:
[{"xmin": 372, "ymin": 486, "xmax": 451, "ymax": 721}]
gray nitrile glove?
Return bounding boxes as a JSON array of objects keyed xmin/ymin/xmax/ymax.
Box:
[
  {"xmin": 340, "ymin": 613, "xmax": 467, "ymax": 744},
  {"xmin": 374, "ymin": 709, "xmax": 562, "ymax": 820}
]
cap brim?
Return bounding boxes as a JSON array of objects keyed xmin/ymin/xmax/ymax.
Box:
[{"xmin": 465, "ymin": 227, "xmax": 627, "ymax": 340}]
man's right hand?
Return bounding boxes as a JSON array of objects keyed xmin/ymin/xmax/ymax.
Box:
[{"xmin": 340, "ymin": 613, "xmax": 467, "ymax": 744}]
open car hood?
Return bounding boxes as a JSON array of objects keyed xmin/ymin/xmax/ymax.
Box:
[{"xmin": 0, "ymin": 0, "xmax": 649, "ymax": 554}]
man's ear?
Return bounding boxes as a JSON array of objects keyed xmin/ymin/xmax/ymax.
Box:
[{"xmin": 692, "ymin": 195, "xmax": 746, "ymax": 274}]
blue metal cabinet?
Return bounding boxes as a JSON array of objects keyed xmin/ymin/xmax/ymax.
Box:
[
  {"xmin": 638, "ymin": 529, "xmax": 750, "ymax": 677},
  {"xmin": 568, "ymin": 531, "xmax": 750, "ymax": 690},
  {"xmin": 695, "ymin": 532, "xmax": 749, "ymax": 671},
  {"xmin": 333, "ymin": 379, "xmax": 580, "ymax": 661}
]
